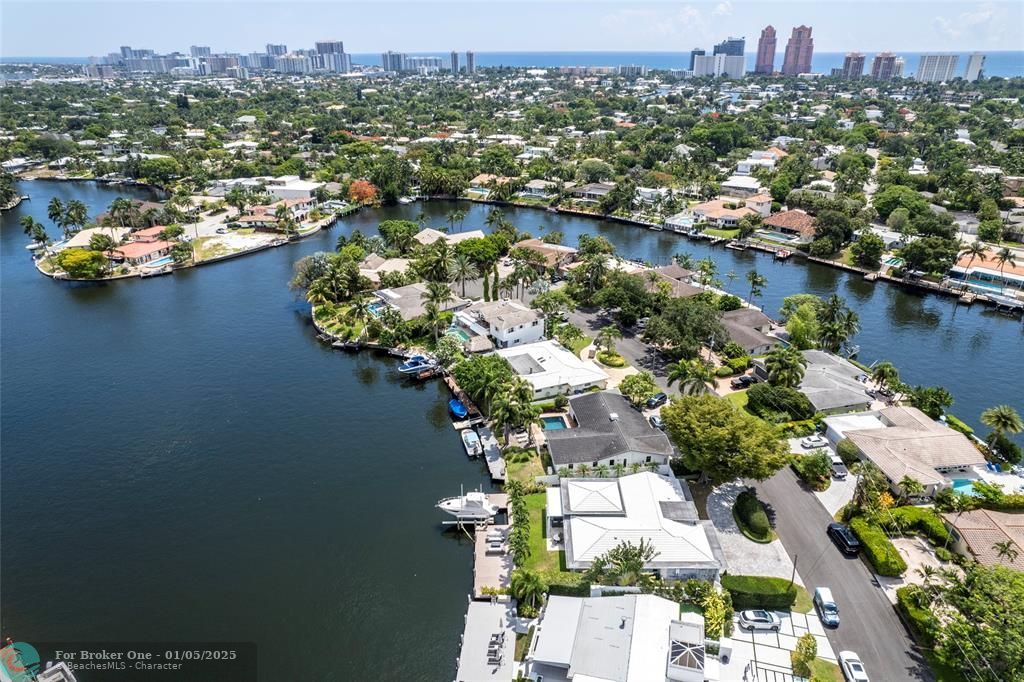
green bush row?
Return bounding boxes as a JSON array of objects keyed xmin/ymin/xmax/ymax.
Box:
[
  {"xmin": 777, "ymin": 419, "xmax": 819, "ymax": 438},
  {"xmin": 721, "ymin": 575, "xmax": 798, "ymax": 610},
  {"xmin": 896, "ymin": 586, "xmax": 937, "ymax": 645},
  {"xmin": 944, "ymin": 414, "xmax": 974, "ymax": 437},
  {"xmin": 850, "ymin": 517, "xmax": 907, "ymax": 576},
  {"xmin": 544, "ymin": 572, "xmax": 589, "ymax": 597},
  {"xmin": 878, "ymin": 506, "xmax": 950, "ymax": 545}
]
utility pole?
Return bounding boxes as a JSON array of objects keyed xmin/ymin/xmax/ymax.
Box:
[{"xmin": 789, "ymin": 553, "xmax": 798, "ymax": 589}]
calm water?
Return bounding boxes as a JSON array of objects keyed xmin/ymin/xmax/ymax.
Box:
[{"xmin": 2, "ymin": 182, "xmax": 1022, "ymax": 680}]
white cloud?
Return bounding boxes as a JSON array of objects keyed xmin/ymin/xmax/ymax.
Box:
[
  {"xmin": 932, "ymin": 16, "xmax": 961, "ymax": 40},
  {"xmin": 712, "ymin": 1, "xmax": 733, "ymax": 17}
]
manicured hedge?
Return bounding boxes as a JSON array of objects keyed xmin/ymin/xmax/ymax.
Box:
[
  {"xmin": 878, "ymin": 506, "xmax": 950, "ymax": 546},
  {"xmin": 896, "ymin": 586, "xmax": 937, "ymax": 645},
  {"xmin": 944, "ymin": 414, "xmax": 974, "ymax": 437},
  {"xmin": 734, "ymin": 491, "xmax": 771, "ymax": 538},
  {"xmin": 850, "ymin": 517, "xmax": 907, "ymax": 576},
  {"xmin": 722, "ymin": 575, "xmax": 798, "ymax": 610},
  {"xmin": 777, "ymin": 419, "xmax": 818, "ymax": 438},
  {"xmin": 545, "ymin": 572, "xmax": 589, "ymax": 597}
]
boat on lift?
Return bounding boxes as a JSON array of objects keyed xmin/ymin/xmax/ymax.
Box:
[
  {"xmin": 448, "ymin": 398, "xmax": 469, "ymax": 419},
  {"xmin": 436, "ymin": 489, "xmax": 499, "ymax": 522},
  {"xmin": 398, "ymin": 354, "xmax": 437, "ymax": 375}
]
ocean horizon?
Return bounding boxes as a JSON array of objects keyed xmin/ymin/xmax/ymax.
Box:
[{"xmin": 3, "ymin": 50, "xmax": 1022, "ymax": 78}]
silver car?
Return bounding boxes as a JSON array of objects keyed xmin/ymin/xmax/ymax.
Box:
[
  {"xmin": 737, "ymin": 609, "xmax": 782, "ymax": 632},
  {"xmin": 839, "ymin": 651, "xmax": 870, "ymax": 682}
]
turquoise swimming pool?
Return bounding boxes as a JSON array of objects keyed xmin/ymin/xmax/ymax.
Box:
[
  {"xmin": 541, "ymin": 416, "xmax": 568, "ymax": 430},
  {"xmin": 756, "ymin": 229, "xmax": 799, "ymax": 243},
  {"xmin": 145, "ymin": 255, "xmax": 174, "ymax": 268},
  {"xmin": 447, "ymin": 327, "xmax": 471, "ymax": 343},
  {"xmin": 885, "ymin": 257, "xmax": 904, "ymax": 267},
  {"xmin": 951, "ymin": 478, "xmax": 979, "ymax": 496}
]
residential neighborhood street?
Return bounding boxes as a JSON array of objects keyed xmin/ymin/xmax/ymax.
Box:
[
  {"xmin": 753, "ymin": 468, "xmax": 933, "ymax": 682},
  {"xmin": 566, "ymin": 307, "xmax": 675, "ymax": 391}
]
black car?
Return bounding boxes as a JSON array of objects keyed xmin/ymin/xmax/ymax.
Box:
[
  {"xmin": 646, "ymin": 392, "xmax": 668, "ymax": 409},
  {"xmin": 730, "ymin": 375, "xmax": 755, "ymax": 389},
  {"xmin": 827, "ymin": 522, "xmax": 862, "ymax": 556}
]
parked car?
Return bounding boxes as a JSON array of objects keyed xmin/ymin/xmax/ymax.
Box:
[
  {"xmin": 737, "ymin": 610, "xmax": 782, "ymax": 632},
  {"xmin": 800, "ymin": 434, "xmax": 828, "ymax": 449},
  {"xmin": 838, "ymin": 651, "xmax": 870, "ymax": 682},
  {"xmin": 814, "ymin": 587, "xmax": 840, "ymax": 628},
  {"xmin": 646, "ymin": 392, "xmax": 668, "ymax": 409},
  {"xmin": 830, "ymin": 455, "xmax": 849, "ymax": 479},
  {"xmin": 827, "ymin": 522, "xmax": 862, "ymax": 556},
  {"xmin": 216, "ymin": 227, "xmax": 228, "ymax": 234},
  {"xmin": 649, "ymin": 415, "xmax": 664, "ymax": 430},
  {"xmin": 730, "ymin": 375, "xmax": 755, "ymax": 389}
]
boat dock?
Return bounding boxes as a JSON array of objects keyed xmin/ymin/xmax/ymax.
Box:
[
  {"xmin": 454, "ymin": 601, "xmax": 515, "ymax": 682},
  {"xmin": 477, "ymin": 426, "xmax": 506, "ymax": 482},
  {"xmin": 472, "ymin": 494, "xmax": 510, "ymax": 598}
]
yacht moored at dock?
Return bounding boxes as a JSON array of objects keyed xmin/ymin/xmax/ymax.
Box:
[
  {"xmin": 436, "ymin": 489, "xmax": 499, "ymax": 523},
  {"xmin": 398, "ymin": 354, "xmax": 437, "ymax": 374}
]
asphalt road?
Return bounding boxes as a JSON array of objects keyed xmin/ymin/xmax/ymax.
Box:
[
  {"xmin": 565, "ymin": 307, "xmax": 674, "ymax": 391},
  {"xmin": 753, "ymin": 468, "xmax": 933, "ymax": 682}
]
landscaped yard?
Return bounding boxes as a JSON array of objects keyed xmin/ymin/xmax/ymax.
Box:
[
  {"xmin": 703, "ymin": 227, "xmax": 740, "ymax": 239},
  {"xmin": 506, "ymin": 455, "xmax": 545, "ymax": 486},
  {"xmin": 725, "ymin": 390, "xmax": 749, "ymax": 410},
  {"xmin": 810, "ymin": 659, "xmax": 843, "ymax": 681},
  {"xmin": 522, "ymin": 492, "xmax": 565, "ymax": 575}
]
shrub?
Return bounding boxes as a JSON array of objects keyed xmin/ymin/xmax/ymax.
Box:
[
  {"xmin": 734, "ymin": 491, "xmax": 771, "ymax": 539},
  {"xmin": 721, "ymin": 341, "xmax": 747, "ymax": 359},
  {"xmin": 944, "ymin": 414, "xmax": 974, "ymax": 437},
  {"xmin": 544, "ymin": 572, "xmax": 589, "ymax": 597},
  {"xmin": 836, "ymin": 438, "xmax": 861, "ymax": 466},
  {"xmin": 878, "ymin": 506, "xmax": 950, "ymax": 546},
  {"xmin": 553, "ymin": 394, "xmax": 569, "ymax": 409},
  {"xmin": 726, "ymin": 356, "xmax": 750, "ymax": 374},
  {"xmin": 791, "ymin": 633, "xmax": 817, "ymax": 677},
  {"xmin": 746, "ymin": 383, "xmax": 816, "ymax": 421},
  {"xmin": 934, "ymin": 547, "xmax": 953, "ymax": 563},
  {"xmin": 896, "ymin": 586, "xmax": 937, "ymax": 645},
  {"xmin": 850, "ymin": 517, "xmax": 907, "ymax": 576},
  {"xmin": 792, "ymin": 451, "xmax": 832, "ymax": 489},
  {"xmin": 596, "ymin": 351, "xmax": 626, "ymax": 367},
  {"xmin": 721, "ymin": 575, "xmax": 798, "ymax": 610},
  {"xmin": 715, "ymin": 366, "xmax": 734, "ymax": 377},
  {"xmin": 718, "ymin": 294, "xmax": 743, "ymax": 311},
  {"xmin": 777, "ymin": 419, "xmax": 818, "ymax": 438}
]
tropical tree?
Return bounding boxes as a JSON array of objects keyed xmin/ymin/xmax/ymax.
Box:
[
  {"xmin": 898, "ymin": 475, "xmax": 925, "ymax": 503},
  {"xmin": 47, "ymin": 197, "xmax": 68, "ymax": 236},
  {"xmin": 746, "ymin": 269, "xmax": 767, "ymax": 304},
  {"xmin": 451, "ymin": 253, "xmax": 478, "ymax": 297},
  {"xmin": 64, "ymin": 199, "xmax": 88, "ymax": 233},
  {"xmin": 817, "ymin": 294, "xmax": 860, "ymax": 354},
  {"xmin": 596, "ymin": 324, "xmax": 622, "ymax": 354},
  {"xmin": 419, "ymin": 239, "xmax": 457, "ymax": 283},
  {"xmin": 20, "ymin": 216, "xmax": 49, "ymax": 249},
  {"xmin": 765, "ymin": 346, "xmax": 807, "ymax": 388},
  {"xmin": 509, "ymin": 569, "xmax": 548, "ymax": 611},
  {"xmin": 603, "ymin": 538, "xmax": 659, "ymax": 586},
  {"xmin": 870, "ymin": 361, "xmax": 900, "ymax": 395},
  {"xmin": 958, "ymin": 241, "xmax": 987, "ymax": 275},
  {"xmin": 980, "ymin": 405, "xmax": 1023, "ymax": 438},
  {"xmin": 994, "ymin": 247, "xmax": 1017, "ymax": 291},
  {"xmin": 666, "ymin": 359, "xmax": 714, "ymax": 396},
  {"xmin": 993, "ymin": 540, "xmax": 1019, "ymax": 564}
]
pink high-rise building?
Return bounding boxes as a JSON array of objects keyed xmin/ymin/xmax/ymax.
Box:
[
  {"xmin": 781, "ymin": 25, "xmax": 814, "ymax": 76},
  {"xmin": 755, "ymin": 26, "xmax": 776, "ymax": 74}
]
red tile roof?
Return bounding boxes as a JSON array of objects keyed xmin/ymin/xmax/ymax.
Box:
[{"xmin": 764, "ymin": 210, "xmax": 816, "ymax": 237}]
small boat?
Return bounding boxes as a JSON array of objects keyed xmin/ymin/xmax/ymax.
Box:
[
  {"xmin": 547, "ymin": 207, "xmax": 559, "ymax": 213},
  {"xmin": 398, "ymin": 196, "xmax": 413, "ymax": 204},
  {"xmin": 461, "ymin": 429, "xmax": 482, "ymax": 457},
  {"xmin": 448, "ymin": 398, "xmax": 469, "ymax": 419},
  {"xmin": 25, "ymin": 242, "xmax": 44, "ymax": 251},
  {"xmin": 725, "ymin": 240, "xmax": 746, "ymax": 251},
  {"xmin": 398, "ymin": 354, "xmax": 437, "ymax": 374},
  {"xmin": 647, "ymin": 224, "xmax": 664, "ymax": 231},
  {"xmin": 436, "ymin": 489, "xmax": 499, "ymax": 522},
  {"xmin": 139, "ymin": 265, "xmax": 172, "ymax": 278}
]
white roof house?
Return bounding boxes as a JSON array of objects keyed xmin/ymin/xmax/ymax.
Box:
[
  {"xmin": 496, "ymin": 340, "xmax": 608, "ymax": 399},
  {"xmin": 555, "ymin": 473, "xmax": 722, "ymax": 581},
  {"xmin": 266, "ymin": 177, "xmax": 324, "ymax": 201},
  {"xmin": 412, "ymin": 227, "xmax": 486, "ymax": 247},
  {"xmin": 528, "ymin": 595, "xmax": 716, "ymax": 682}
]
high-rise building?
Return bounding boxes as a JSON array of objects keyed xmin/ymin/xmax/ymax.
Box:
[
  {"xmin": 206, "ymin": 54, "xmax": 239, "ymax": 74},
  {"xmin": 781, "ymin": 25, "xmax": 814, "ymax": 75},
  {"xmin": 465, "ymin": 51, "xmax": 476, "ymax": 73},
  {"xmin": 450, "ymin": 51, "xmax": 459, "ymax": 73},
  {"xmin": 617, "ymin": 64, "xmax": 648, "ymax": 77},
  {"xmin": 916, "ymin": 54, "xmax": 959, "ymax": 82},
  {"xmin": 274, "ymin": 54, "xmax": 312, "ymax": 74},
  {"xmin": 870, "ymin": 52, "xmax": 902, "ymax": 80},
  {"xmin": 713, "ymin": 37, "xmax": 745, "ymax": 57},
  {"xmin": 405, "ymin": 56, "xmax": 444, "ymax": 73},
  {"xmin": 754, "ymin": 26, "xmax": 776, "ymax": 74},
  {"xmin": 692, "ymin": 54, "xmax": 745, "ymax": 79},
  {"xmin": 689, "ymin": 48, "xmax": 705, "ymax": 70},
  {"xmin": 841, "ymin": 52, "xmax": 865, "ymax": 79},
  {"xmin": 964, "ymin": 52, "xmax": 985, "ymax": 82},
  {"xmin": 382, "ymin": 51, "xmax": 406, "ymax": 72},
  {"xmin": 190, "ymin": 46, "xmax": 211, "ymax": 58},
  {"xmin": 315, "ymin": 40, "xmax": 345, "ymax": 55},
  {"xmin": 266, "ymin": 43, "xmax": 288, "ymax": 56}
]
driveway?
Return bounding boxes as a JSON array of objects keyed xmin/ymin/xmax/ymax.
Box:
[
  {"xmin": 707, "ymin": 481, "xmax": 801, "ymax": 582},
  {"xmin": 565, "ymin": 308, "xmax": 674, "ymax": 392},
  {"xmin": 753, "ymin": 468, "xmax": 932, "ymax": 682},
  {"xmin": 725, "ymin": 610, "xmax": 835, "ymax": 682}
]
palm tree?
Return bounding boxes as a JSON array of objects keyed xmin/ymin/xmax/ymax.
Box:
[
  {"xmin": 981, "ymin": 405, "xmax": 1023, "ymax": 437},
  {"xmin": 629, "ymin": 462, "xmax": 642, "ymax": 474},
  {"xmin": 898, "ymin": 475, "xmax": 925, "ymax": 503},
  {"xmin": 993, "ymin": 540, "xmax": 1019, "ymax": 564},
  {"xmin": 696, "ymin": 258, "xmax": 717, "ymax": 287},
  {"xmin": 20, "ymin": 215, "xmax": 41, "ymax": 237},
  {"xmin": 451, "ymin": 253, "xmax": 478, "ymax": 297},
  {"xmin": 455, "ymin": 209, "xmax": 467, "ymax": 232},
  {"xmin": 445, "ymin": 209, "xmax": 459, "ymax": 233},
  {"xmin": 597, "ymin": 325, "xmax": 621, "ymax": 354},
  {"xmin": 594, "ymin": 463, "xmax": 610, "ymax": 478},
  {"xmin": 994, "ymin": 247, "xmax": 1017, "ymax": 293},
  {"xmin": 64, "ymin": 199, "xmax": 88, "ymax": 233},
  {"xmin": 347, "ymin": 295, "xmax": 373, "ymax": 339},
  {"xmin": 484, "ymin": 207, "xmax": 505, "ymax": 231},
  {"xmin": 420, "ymin": 239, "xmax": 456, "ymax": 283},
  {"xmin": 675, "ymin": 252, "xmax": 695, "ymax": 270},
  {"xmin": 509, "ymin": 569, "xmax": 548, "ymax": 610},
  {"xmin": 666, "ymin": 360, "xmax": 713, "ymax": 396},
  {"xmin": 606, "ymin": 538, "xmax": 659, "ymax": 586},
  {"xmin": 746, "ymin": 269, "xmax": 767, "ymax": 304},
  {"xmin": 47, "ymin": 197, "xmax": 67, "ymax": 235},
  {"xmin": 613, "ymin": 462, "xmax": 626, "ymax": 478},
  {"xmin": 958, "ymin": 241, "xmax": 988, "ymax": 277},
  {"xmin": 725, "ymin": 271, "xmax": 738, "ymax": 293},
  {"xmin": 576, "ymin": 463, "xmax": 591, "ymax": 478},
  {"xmin": 765, "ymin": 346, "xmax": 807, "ymax": 388},
  {"xmin": 870, "ymin": 361, "xmax": 900, "ymax": 394},
  {"xmin": 420, "ymin": 282, "xmax": 454, "ymax": 341}
]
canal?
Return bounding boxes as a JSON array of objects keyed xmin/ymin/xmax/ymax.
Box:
[{"xmin": 1, "ymin": 182, "xmax": 1021, "ymax": 681}]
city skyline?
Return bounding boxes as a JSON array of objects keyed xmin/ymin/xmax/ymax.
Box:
[{"xmin": 2, "ymin": 0, "xmax": 1021, "ymax": 57}]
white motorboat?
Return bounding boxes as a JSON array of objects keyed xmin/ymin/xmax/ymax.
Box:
[
  {"xmin": 460, "ymin": 429, "xmax": 482, "ymax": 458},
  {"xmin": 25, "ymin": 242, "xmax": 44, "ymax": 251},
  {"xmin": 436, "ymin": 490, "xmax": 499, "ymax": 522}
]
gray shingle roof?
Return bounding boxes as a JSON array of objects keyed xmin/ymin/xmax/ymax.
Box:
[{"xmin": 546, "ymin": 392, "xmax": 674, "ymax": 466}]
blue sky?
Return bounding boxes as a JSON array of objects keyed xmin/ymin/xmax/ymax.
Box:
[{"xmin": 2, "ymin": 0, "xmax": 1021, "ymax": 57}]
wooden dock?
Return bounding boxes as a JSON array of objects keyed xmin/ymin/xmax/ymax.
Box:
[
  {"xmin": 472, "ymin": 519, "xmax": 512, "ymax": 598},
  {"xmin": 478, "ymin": 426, "xmax": 506, "ymax": 482}
]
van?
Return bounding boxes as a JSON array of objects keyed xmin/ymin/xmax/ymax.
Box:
[{"xmin": 814, "ymin": 587, "xmax": 840, "ymax": 627}]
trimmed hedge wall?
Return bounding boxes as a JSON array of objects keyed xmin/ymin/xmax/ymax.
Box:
[
  {"xmin": 722, "ymin": 575, "xmax": 798, "ymax": 610},
  {"xmin": 878, "ymin": 506, "xmax": 951, "ymax": 546},
  {"xmin": 896, "ymin": 586, "xmax": 937, "ymax": 645},
  {"xmin": 545, "ymin": 572, "xmax": 589, "ymax": 597},
  {"xmin": 850, "ymin": 517, "xmax": 907, "ymax": 576}
]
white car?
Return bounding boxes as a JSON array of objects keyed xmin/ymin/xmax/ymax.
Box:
[
  {"xmin": 737, "ymin": 609, "xmax": 781, "ymax": 632},
  {"xmin": 800, "ymin": 435, "xmax": 828, "ymax": 449},
  {"xmin": 839, "ymin": 651, "xmax": 870, "ymax": 682}
]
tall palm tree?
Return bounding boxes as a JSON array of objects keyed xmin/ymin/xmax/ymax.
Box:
[
  {"xmin": 509, "ymin": 569, "xmax": 547, "ymax": 610},
  {"xmin": 697, "ymin": 258, "xmax": 717, "ymax": 287},
  {"xmin": 445, "ymin": 209, "xmax": 459, "ymax": 233},
  {"xmin": 981, "ymin": 405, "xmax": 1023, "ymax": 437},
  {"xmin": 597, "ymin": 325, "xmax": 621, "ymax": 354},
  {"xmin": 421, "ymin": 239, "xmax": 456, "ymax": 283},
  {"xmin": 594, "ymin": 463, "xmax": 610, "ymax": 478},
  {"xmin": 347, "ymin": 295, "xmax": 373, "ymax": 339},
  {"xmin": 47, "ymin": 197, "xmax": 67, "ymax": 235},
  {"xmin": 455, "ymin": 209, "xmax": 467, "ymax": 232},
  {"xmin": 994, "ymin": 247, "xmax": 1018, "ymax": 294},
  {"xmin": 746, "ymin": 269, "xmax": 767, "ymax": 304},
  {"xmin": 898, "ymin": 475, "xmax": 925, "ymax": 503},
  {"xmin": 958, "ymin": 241, "xmax": 988, "ymax": 274},
  {"xmin": 675, "ymin": 252, "xmax": 695, "ymax": 270},
  {"xmin": 725, "ymin": 271, "xmax": 738, "ymax": 293},
  {"xmin": 576, "ymin": 463, "xmax": 591, "ymax": 478},
  {"xmin": 765, "ymin": 346, "xmax": 807, "ymax": 388},
  {"xmin": 613, "ymin": 462, "xmax": 626, "ymax": 478},
  {"xmin": 451, "ymin": 253, "xmax": 478, "ymax": 298},
  {"xmin": 306, "ymin": 278, "xmax": 332, "ymax": 307},
  {"xmin": 993, "ymin": 540, "xmax": 1019, "ymax": 564},
  {"xmin": 870, "ymin": 361, "xmax": 900, "ymax": 394},
  {"xmin": 484, "ymin": 207, "xmax": 505, "ymax": 231},
  {"xmin": 666, "ymin": 359, "xmax": 713, "ymax": 396},
  {"xmin": 64, "ymin": 199, "xmax": 88, "ymax": 234},
  {"xmin": 421, "ymin": 281, "xmax": 455, "ymax": 341}
]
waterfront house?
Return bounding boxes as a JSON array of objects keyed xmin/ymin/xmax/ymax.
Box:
[
  {"xmin": 545, "ymin": 392, "xmax": 674, "ymax": 472},
  {"xmin": 237, "ymin": 198, "xmax": 314, "ymax": 231},
  {"xmin": 841, "ymin": 406, "xmax": 987, "ymax": 497},
  {"xmin": 762, "ymin": 210, "xmax": 816, "ymax": 243},
  {"xmin": 948, "ymin": 246, "xmax": 1024, "ymax": 296},
  {"xmin": 754, "ymin": 350, "xmax": 871, "ymax": 414},
  {"xmin": 373, "ymin": 282, "xmax": 469, "ymax": 321},
  {"xmin": 690, "ymin": 199, "xmax": 756, "ymax": 228},
  {"xmin": 412, "ymin": 228, "xmax": 486, "ymax": 247},
  {"xmin": 109, "ymin": 239, "xmax": 174, "ymax": 266},
  {"xmin": 569, "ymin": 182, "xmax": 615, "ymax": 203},
  {"xmin": 513, "ymin": 238, "xmax": 578, "ymax": 271},
  {"xmin": 719, "ymin": 175, "xmax": 763, "ymax": 198},
  {"xmin": 131, "ymin": 225, "xmax": 170, "ymax": 242},
  {"xmin": 548, "ymin": 472, "xmax": 723, "ymax": 581},
  {"xmin": 454, "ymin": 299, "xmax": 545, "ymax": 350},
  {"xmin": 527, "ymin": 594, "xmax": 720, "ymax": 681},
  {"xmin": 644, "ymin": 271, "xmax": 703, "ymax": 299},
  {"xmin": 745, "ymin": 193, "xmax": 773, "ymax": 217},
  {"xmin": 653, "ymin": 263, "xmax": 696, "ymax": 283},
  {"xmin": 720, "ymin": 308, "xmax": 777, "ymax": 355},
  {"xmin": 468, "ymin": 173, "xmax": 516, "ymax": 195},
  {"xmin": 62, "ymin": 226, "xmax": 132, "ymax": 250},
  {"xmin": 495, "ymin": 340, "xmax": 608, "ymax": 400},
  {"xmin": 358, "ymin": 254, "xmax": 411, "ymax": 286},
  {"xmin": 266, "ymin": 176, "xmax": 324, "ymax": 202},
  {"xmin": 942, "ymin": 509, "xmax": 1024, "ymax": 572},
  {"xmin": 520, "ymin": 179, "xmax": 558, "ymax": 199}
]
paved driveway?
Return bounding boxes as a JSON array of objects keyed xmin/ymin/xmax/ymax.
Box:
[
  {"xmin": 753, "ymin": 468, "xmax": 932, "ymax": 682},
  {"xmin": 724, "ymin": 610, "xmax": 835, "ymax": 682},
  {"xmin": 565, "ymin": 308, "xmax": 674, "ymax": 392},
  {"xmin": 707, "ymin": 481, "xmax": 800, "ymax": 582}
]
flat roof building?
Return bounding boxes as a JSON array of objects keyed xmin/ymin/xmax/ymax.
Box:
[{"xmin": 496, "ymin": 340, "xmax": 608, "ymax": 400}]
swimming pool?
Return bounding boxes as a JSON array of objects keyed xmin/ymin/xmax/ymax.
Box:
[
  {"xmin": 756, "ymin": 230, "xmax": 799, "ymax": 243},
  {"xmin": 951, "ymin": 478, "xmax": 979, "ymax": 496},
  {"xmin": 368, "ymin": 301, "xmax": 387, "ymax": 317},
  {"xmin": 541, "ymin": 416, "xmax": 568, "ymax": 430},
  {"xmin": 145, "ymin": 256, "xmax": 174, "ymax": 268},
  {"xmin": 447, "ymin": 327, "xmax": 471, "ymax": 343},
  {"xmin": 884, "ymin": 257, "xmax": 904, "ymax": 267}
]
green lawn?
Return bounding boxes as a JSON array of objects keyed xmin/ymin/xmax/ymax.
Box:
[
  {"xmin": 810, "ymin": 659, "xmax": 843, "ymax": 681},
  {"xmin": 507, "ymin": 457, "xmax": 545, "ymax": 486},
  {"xmin": 522, "ymin": 493, "xmax": 566, "ymax": 575},
  {"xmin": 514, "ymin": 626, "xmax": 534, "ymax": 661},
  {"xmin": 725, "ymin": 390, "xmax": 749, "ymax": 410},
  {"xmin": 703, "ymin": 227, "xmax": 740, "ymax": 239},
  {"xmin": 793, "ymin": 584, "xmax": 813, "ymax": 613}
]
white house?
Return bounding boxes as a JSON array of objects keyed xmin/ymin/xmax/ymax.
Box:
[
  {"xmin": 454, "ymin": 299, "xmax": 545, "ymax": 350},
  {"xmin": 496, "ymin": 340, "xmax": 608, "ymax": 400},
  {"xmin": 266, "ymin": 176, "xmax": 324, "ymax": 201}
]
